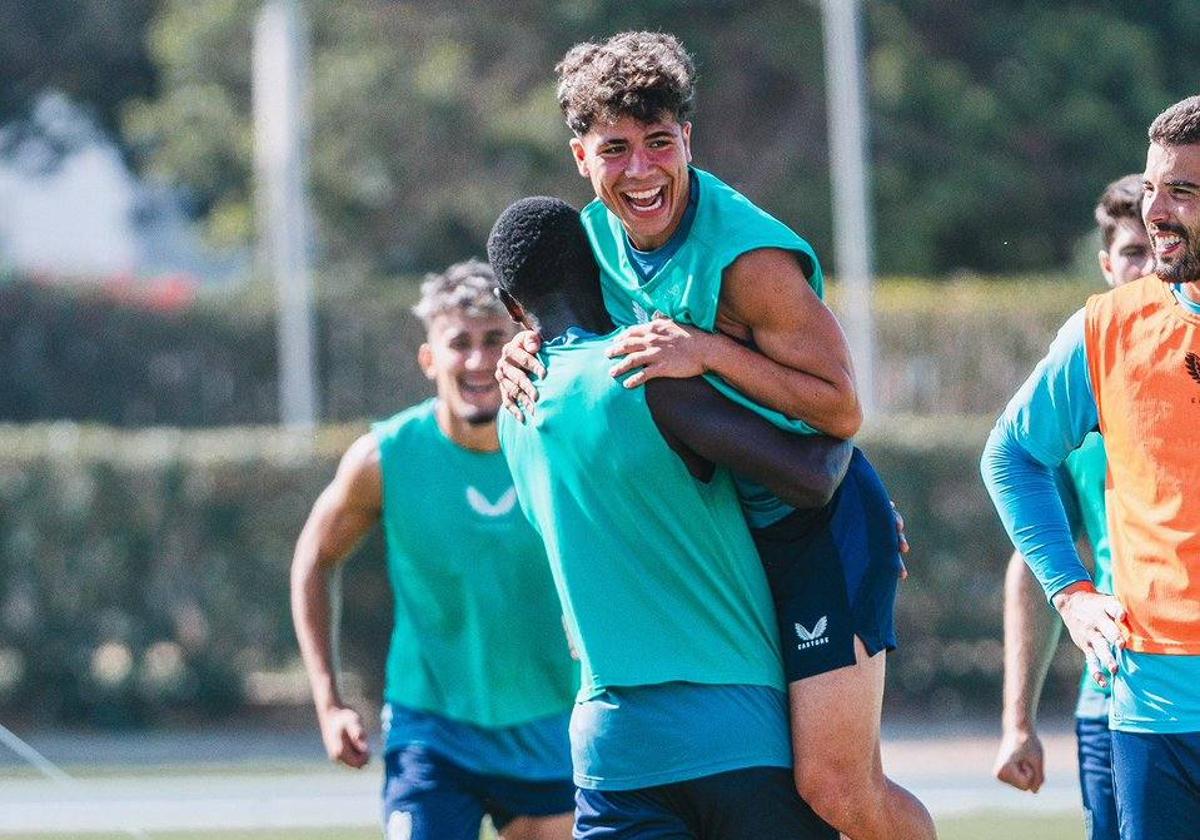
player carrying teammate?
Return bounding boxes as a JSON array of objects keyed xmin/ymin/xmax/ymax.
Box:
[
  {"xmin": 991, "ymin": 174, "xmax": 1152, "ymax": 840},
  {"xmin": 496, "ymin": 31, "xmax": 932, "ymax": 840},
  {"xmin": 982, "ymin": 97, "xmax": 1200, "ymax": 840},
  {"xmin": 492, "ymin": 194, "xmax": 858, "ymax": 839},
  {"xmin": 290, "ymin": 261, "xmax": 577, "ymax": 840}
]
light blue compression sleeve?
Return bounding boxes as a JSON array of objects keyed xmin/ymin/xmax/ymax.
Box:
[{"xmin": 980, "ymin": 308, "xmax": 1100, "ymax": 600}]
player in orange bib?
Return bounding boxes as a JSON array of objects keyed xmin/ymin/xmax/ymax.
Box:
[{"xmin": 982, "ymin": 96, "xmax": 1200, "ymax": 840}]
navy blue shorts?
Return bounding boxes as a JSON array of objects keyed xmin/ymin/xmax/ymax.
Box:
[
  {"xmin": 751, "ymin": 448, "xmax": 902, "ymax": 683},
  {"xmin": 1077, "ymin": 716, "xmax": 1118, "ymax": 840},
  {"xmin": 1111, "ymin": 730, "xmax": 1200, "ymax": 840},
  {"xmin": 574, "ymin": 766, "xmax": 836, "ymax": 839},
  {"xmin": 382, "ymin": 745, "xmax": 575, "ymax": 840}
]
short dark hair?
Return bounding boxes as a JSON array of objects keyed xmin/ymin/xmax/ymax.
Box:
[
  {"xmin": 555, "ymin": 31, "xmax": 695, "ymax": 136},
  {"xmin": 1149, "ymin": 95, "xmax": 1200, "ymax": 147},
  {"xmin": 487, "ymin": 197, "xmax": 598, "ymax": 303},
  {"xmin": 1094, "ymin": 174, "xmax": 1145, "ymax": 249}
]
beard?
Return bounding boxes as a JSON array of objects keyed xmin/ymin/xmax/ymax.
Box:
[
  {"xmin": 464, "ymin": 408, "xmax": 499, "ymax": 426},
  {"xmin": 1154, "ymin": 224, "xmax": 1200, "ymax": 284}
]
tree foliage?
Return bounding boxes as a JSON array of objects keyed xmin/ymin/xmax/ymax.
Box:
[
  {"xmin": 109, "ymin": 2, "xmax": 1200, "ymax": 274},
  {"xmin": 0, "ymin": 0, "xmax": 160, "ymax": 162},
  {"xmin": 122, "ymin": 0, "xmax": 829, "ymax": 273}
]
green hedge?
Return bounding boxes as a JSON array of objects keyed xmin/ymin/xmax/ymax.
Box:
[
  {"xmin": 0, "ymin": 279, "xmax": 430, "ymax": 428},
  {"xmin": 0, "ymin": 418, "xmax": 1085, "ymax": 725},
  {"xmin": 0, "ymin": 275, "xmax": 1104, "ymax": 426}
]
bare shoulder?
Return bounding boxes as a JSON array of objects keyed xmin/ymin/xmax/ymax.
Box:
[
  {"xmin": 333, "ymin": 432, "xmax": 383, "ymax": 511},
  {"xmin": 721, "ymin": 247, "xmax": 820, "ymax": 324}
]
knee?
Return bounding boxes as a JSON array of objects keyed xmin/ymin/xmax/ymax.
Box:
[{"xmin": 793, "ymin": 762, "xmax": 883, "ymax": 826}]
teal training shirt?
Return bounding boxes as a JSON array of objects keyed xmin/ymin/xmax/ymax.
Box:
[
  {"xmin": 372, "ymin": 399, "xmax": 578, "ymax": 728},
  {"xmin": 1062, "ymin": 432, "xmax": 1113, "ymax": 718},
  {"xmin": 581, "ymin": 167, "xmax": 827, "ymax": 527},
  {"xmin": 569, "ymin": 683, "xmax": 792, "ymax": 790},
  {"xmin": 581, "ymin": 166, "xmax": 823, "ymax": 333},
  {"xmin": 498, "ymin": 329, "xmax": 785, "ymax": 700}
]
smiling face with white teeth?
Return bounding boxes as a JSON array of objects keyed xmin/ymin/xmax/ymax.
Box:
[
  {"xmin": 570, "ymin": 114, "xmax": 693, "ymax": 251},
  {"xmin": 419, "ymin": 311, "xmax": 514, "ymax": 433},
  {"xmin": 1143, "ymin": 141, "xmax": 1200, "ymax": 287}
]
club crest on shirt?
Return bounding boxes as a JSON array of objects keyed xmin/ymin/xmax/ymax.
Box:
[
  {"xmin": 466, "ymin": 485, "xmax": 517, "ymax": 517},
  {"xmin": 1186, "ymin": 352, "xmax": 1200, "ymax": 386}
]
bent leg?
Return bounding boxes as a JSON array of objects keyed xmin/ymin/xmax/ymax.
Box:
[{"xmin": 790, "ymin": 638, "xmax": 935, "ymax": 840}]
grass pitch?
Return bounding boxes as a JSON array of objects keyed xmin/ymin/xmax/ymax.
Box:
[{"xmin": 0, "ymin": 812, "xmax": 1079, "ymax": 839}]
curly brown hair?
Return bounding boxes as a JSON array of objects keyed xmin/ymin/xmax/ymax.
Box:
[
  {"xmin": 1094, "ymin": 173, "xmax": 1145, "ymax": 249},
  {"xmin": 1149, "ymin": 95, "xmax": 1200, "ymax": 147},
  {"xmin": 555, "ymin": 31, "xmax": 695, "ymax": 136}
]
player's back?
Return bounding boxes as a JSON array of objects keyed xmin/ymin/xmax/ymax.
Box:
[{"xmin": 498, "ymin": 328, "xmax": 784, "ymax": 700}]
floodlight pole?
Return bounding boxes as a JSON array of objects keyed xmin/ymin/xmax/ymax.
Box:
[
  {"xmin": 820, "ymin": 0, "xmax": 876, "ymax": 418},
  {"xmin": 253, "ymin": 0, "xmax": 319, "ymax": 430}
]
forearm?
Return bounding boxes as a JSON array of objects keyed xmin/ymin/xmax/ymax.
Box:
[
  {"xmin": 290, "ymin": 544, "xmax": 343, "ymax": 712},
  {"xmin": 1001, "ymin": 553, "xmax": 1062, "ymax": 733},
  {"xmin": 981, "ymin": 427, "xmax": 1090, "ymax": 599},
  {"xmin": 703, "ymin": 331, "xmax": 861, "ymax": 439},
  {"xmin": 646, "ymin": 377, "xmax": 852, "ymax": 508}
]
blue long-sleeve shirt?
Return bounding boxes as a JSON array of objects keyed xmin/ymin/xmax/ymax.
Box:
[{"xmin": 980, "ymin": 308, "xmax": 1098, "ymax": 600}]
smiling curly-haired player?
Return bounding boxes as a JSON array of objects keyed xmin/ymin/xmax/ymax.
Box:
[{"xmin": 496, "ymin": 31, "xmax": 931, "ymax": 840}]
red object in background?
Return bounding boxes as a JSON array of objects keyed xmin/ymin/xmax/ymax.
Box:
[
  {"xmin": 26, "ymin": 272, "xmax": 200, "ymax": 312},
  {"xmin": 100, "ymin": 273, "xmax": 200, "ymax": 312}
]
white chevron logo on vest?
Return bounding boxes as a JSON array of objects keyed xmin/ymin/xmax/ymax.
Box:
[{"xmin": 466, "ymin": 486, "xmax": 517, "ymax": 517}]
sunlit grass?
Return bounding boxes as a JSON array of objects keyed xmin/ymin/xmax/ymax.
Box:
[{"xmin": 0, "ymin": 812, "xmax": 1078, "ymax": 840}]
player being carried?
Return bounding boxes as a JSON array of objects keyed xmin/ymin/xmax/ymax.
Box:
[
  {"xmin": 991, "ymin": 174, "xmax": 1151, "ymax": 840},
  {"xmin": 290, "ymin": 261, "xmax": 577, "ymax": 840},
  {"xmin": 496, "ymin": 31, "xmax": 932, "ymax": 840}
]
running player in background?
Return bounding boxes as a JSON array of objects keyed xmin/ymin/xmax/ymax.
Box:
[
  {"xmin": 982, "ymin": 97, "xmax": 1200, "ymax": 840},
  {"xmin": 496, "ymin": 31, "xmax": 931, "ymax": 840},
  {"xmin": 992, "ymin": 174, "xmax": 1152, "ymax": 840},
  {"xmin": 290, "ymin": 261, "xmax": 577, "ymax": 840},
  {"xmin": 491, "ymin": 195, "xmax": 853, "ymax": 840}
]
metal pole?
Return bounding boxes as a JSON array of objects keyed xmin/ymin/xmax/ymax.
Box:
[
  {"xmin": 253, "ymin": 0, "xmax": 319, "ymax": 430},
  {"xmin": 821, "ymin": 0, "xmax": 876, "ymax": 418}
]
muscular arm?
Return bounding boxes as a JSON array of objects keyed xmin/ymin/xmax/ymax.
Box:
[
  {"xmin": 710, "ymin": 248, "xmax": 862, "ymax": 438},
  {"xmin": 645, "ymin": 376, "xmax": 852, "ymax": 509},
  {"xmin": 290, "ymin": 432, "xmax": 382, "ymax": 767},
  {"xmin": 607, "ymin": 248, "xmax": 862, "ymax": 438}
]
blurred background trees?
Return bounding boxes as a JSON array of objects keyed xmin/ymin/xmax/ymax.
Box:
[
  {"xmin": 6, "ymin": 1, "xmax": 1200, "ymax": 277},
  {"xmin": 41, "ymin": 0, "xmax": 1192, "ymax": 279}
]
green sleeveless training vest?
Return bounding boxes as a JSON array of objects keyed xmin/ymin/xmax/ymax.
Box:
[
  {"xmin": 373, "ymin": 399, "xmax": 577, "ymax": 727},
  {"xmin": 498, "ymin": 332, "xmax": 785, "ymax": 700}
]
